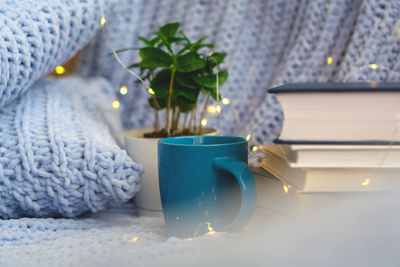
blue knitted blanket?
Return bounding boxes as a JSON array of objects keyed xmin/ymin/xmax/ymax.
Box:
[
  {"xmin": 0, "ymin": 77, "xmax": 142, "ymax": 219},
  {"xmin": 0, "ymin": 0, "xmax": 115, "ymax": 108}
]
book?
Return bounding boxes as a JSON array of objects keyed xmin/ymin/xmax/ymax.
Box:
[
  {"xmin": 278, "ymin": 143, "xmax": 400, "ymax": 168},
  {"xmin": 260, "ymin": 145, "xmax": 400, "ymax": 192},
  {"xmin": 269, "ymin": 83, "xmax": 400, "ymax": 143}
]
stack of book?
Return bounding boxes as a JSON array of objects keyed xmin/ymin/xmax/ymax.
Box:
[{"xmin": 261, "ymin": 83, "xmax": 400, "ymax": 192}]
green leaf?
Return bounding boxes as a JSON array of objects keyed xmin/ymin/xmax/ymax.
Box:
[
  {"xmin": 150, "ymin": 37, "xmax": 161, "ymax": 46},
  {"xmin": 201, "ymin": 87, "xmax": 222, "ymax": 101},
  {"xmin": 174, "ymin": 72, "xmax": 198, "ymax": 89},
  {"xmin": 148, "ymin": 96, "xmax": 167, "ymax": 110},
  {"xmin": 150, "ymin": 69, "xmax": 172, "ymax": 97},
  {"xmin": 138, "ymin": 36, "xmax": 152, "ymax": 46},
  {"xmin": 139, "ymin": 47, "xmax": 172, "ymax": 69},
  {"xmin": 209, "ymin": 52, "xmax": 227, "ymax": 64},
  {"xmin": 169, "ymin": 37, "xmax": 185, "ymax": 43},
  {"xmin": 175, "ymin": 86, "xmax": 199, "ymax": 102},
  {"xmin": 176, "ymin": 52, "xmax": 206, "ymax": 72},
  {"xmin": 179, "ymin": 102, "xmax": 195, "ymax": 113},
  {"xmin": 193, "ymin": 71, "xmax": 228, "ymax": 89},
  {"xmin": 127, "ymin": 62, "xmax": 141, "ymax": 69},
  {"xmin": 159, "ymin": 22, "xmax": 180, "ymax": 38}
]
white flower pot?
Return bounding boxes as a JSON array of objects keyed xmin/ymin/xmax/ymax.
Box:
[{"xmin": 125, "ymin": 127, "xmax": 217, "ymax": 217}]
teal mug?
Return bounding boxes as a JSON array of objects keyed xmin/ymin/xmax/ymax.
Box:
[{"xmin": 158, "ymin": 136, "xmax": 256, "ymax": 238}]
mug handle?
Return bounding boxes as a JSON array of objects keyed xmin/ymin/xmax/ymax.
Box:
[{"xmin": 213, "ymin": 157, "xmax": 256, "ymax": 231}]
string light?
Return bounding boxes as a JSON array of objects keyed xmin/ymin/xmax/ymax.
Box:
[
  {"xmin": 201, "ymin": 118, "xmax": 208, "ymax": 126},
  {"xmin": 120, "ymin": 86, "xmax": 128, "ymax": 95},
  {"xmin": 207, "ymin": 106, "xmax": 217, "ymax": 113},
  {"xmin": 112, "ymin": 100, "xmax": 120, "ymax": 109},
  {"xmin": 252, "ymin": 146, "xmax": 258, "ymax": 152},
  {"xmin": 326, "ymin": 57, "xmax": 333, "ymax": 65},
  {"xmin": 246, "ymin": 134, "xmax": 251, "ymax": 141},
  {"xmin": 216, "ymin": 105, "xmax": 221, "ymax": 113},
  {"xmin": 98, "ymin": 0, "xmax": 152, "ymax": 96},
  {"xmin": 131, "ymin": 237, "xmax": 138, "ymax": 242},
  {"xmin": 209, "ymin": 51, "xmax": 214, "ymax": 56},
  {"xmin": 148, "ymin": 88, "xmax": 155, "ymax": 95},
  {"xmin": 222, "ymin": 98, "xmax": 230, "ymax": 105},
  {"xmin": 188, "ymin": 238, "xmax": 193, "ymax": 241},
  {"xmin": 369, "ymin": 64, "xmax": 378, "ymax": 69},
  {"xmin": 206, "ymin": 222, "xmax": 214, "ymax": 232},
  {"xmin": 55, "ymin": 66, "xmax": 65, "ymax": 75},
  {"xmin": 283, "ymin": 185, "xmax": 289, "ymax": 194},
  {"xmin": 362, "ymin": 178, "xmax": 370, "ymax": 186}
]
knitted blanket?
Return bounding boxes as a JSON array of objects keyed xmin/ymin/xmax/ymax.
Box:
[
  {"xmin": 0, "ymin": 0, "xmax": 116, "ymax": 108},
  {"xmin": 0, "ymin": 77, "xmax": 142, "ymax": 219},
  {"xmin": 79, "ymin": 0, "xmax": 400, "ymax": 146}
]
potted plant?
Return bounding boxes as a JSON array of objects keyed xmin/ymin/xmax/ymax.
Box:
[{"xmin": 120, "ymin": 22, "xmax": 229, "ymax": 216}]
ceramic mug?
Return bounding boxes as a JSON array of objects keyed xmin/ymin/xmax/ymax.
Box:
[{"xmin": 158, "ymin": 136, "xmax": 256, "ymax": 238}]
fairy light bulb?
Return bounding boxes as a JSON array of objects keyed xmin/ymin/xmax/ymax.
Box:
[
  {"xmin": 131, "ymin": 237, "xmax": 138, "ymax": 242},
  {"xmin": 120, "ymin": 86, "xmax": 128, "ymax": 95},
  {"xmin": 370, "ymin": 64, "xmax": 378, "ymax": 69},
  {"xmin": 201, "ymin": 118, "xmax": 208, "ymax": 126},
  {"xmin": 246, "ymin": 134, "xmax": 251, "ymax": 141},
  {"xmin": 362, "ymin": 178, "xmax": 370, "ymax": 186},
  {"xmin": 283, "ymin": 185, "xmax": 289, "ymax": 194},
  {"xmin": 327, "ymin": 57, "xmax": 333, "ymax": 65},
  {"xmin": 222, "ymin": 98, "xmax": 230, "ymax": 105},
  {"xmin": 252, "ymin": 146, "xmax": 258, "ymax": 152},
  {"xmin": 216, "ymin": 105, "xmax": 221, "ymax": 113},
  {"xmin": 148, "ymin": 88, "xmax": 155, "ymax": 95},
  {"xmin": 55, "ymin": 66, "xmax": 65, "ymax": 75},
  {"xmin": 207, "ymin": 106, "xmax": 217, "ymax": 113},
  {"xmin": 112, "ymin": 100, "xmax": 120, "ymax": 109},
  {"xmin": 206, "ymin": 222, "xmax": 214, "ymax": 232},
  {"xmin": 100, "ymin": 17, "xmax": 106, "ymax": 25}
]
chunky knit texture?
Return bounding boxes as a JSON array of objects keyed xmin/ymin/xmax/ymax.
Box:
[
  {"xmin": 0, "ymin": 77, "xmax": 142, "ymax": 219},
  {"xmin": 0, "ymin": 0, "xmax": 115, "ymax": 108},
  {"xmin": 79, "ymin": 0, "xmax": 400, "ymax": 147}
]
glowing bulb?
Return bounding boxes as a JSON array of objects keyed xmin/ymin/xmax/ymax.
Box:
[
  {"xmin": 370, "ymin": 64, "xmax": 378, "ymax": 69},
  {"xmin": 209, "ymin": 51, "xmax": 214, "ymax": 56},
  {"xmin": 188, "ymin": 238, "xmax": 192, "ymax": 241},
  {"xmin": 222, "ymin": 98, "xmax": 230, "ymax": 105},
  {"xmin": 327, "ymin": 57, "xmax": 333, "ymax": 65},
  {"xmin": 201, "ymin": 118, "xmax": 207, "ymax": 126},
  {"xmin": 252, "ymin": 146, "xmax": 258, "ymax": 152},
  {"xmin": 148, "ymin": 88, "xmax": 155, "ymax": 95},
  {"xmin": 100, "ymin": 17, "xmax": 106, "ymax": 25},
  {"xmin": 207, "ymin": 222, "xmax": 213, "ymax": 232},
  {"xmin": 362, "ymin": 178, "xmax": 370, "ymax": 186},
  {"xmin": 131, "ymin": 237, "xmax": 138, "ymax": 242},
  {"xmin": 112, "ymin": 100, "xmax": 120, "ymax": 109},
  {"xmin": 55, "ymin": 66, "xmax": 65, "ymax": 75},
  {"xmin": 120, "ymin": 86, "xmax": 128, "ymax": 95},
  {"xmin": 246, "ymin": 134, "xmax": 251, "ymax": 141},
  {"xmin": 283, "ymin": 185, "xmax": 289, "ymax": 194},
  {"xmin": 207, "ymin": 106, "xmax": 217, "ymax": 113},
  {"xmin": 216, "ymin": 105, "xmax": 221, "ymax": 113}
]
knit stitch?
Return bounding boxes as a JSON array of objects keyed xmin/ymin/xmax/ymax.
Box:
[
  {"xmin": 0, "ymin": 77, "xmax": 142, "ymax": 219},
  {"xmin": 78, "ymin": 0, "xmax": 400, "ymax": 147},
  {"xmin": 0, "ymin": 0, "xmax": 116, "ymax": 108}
]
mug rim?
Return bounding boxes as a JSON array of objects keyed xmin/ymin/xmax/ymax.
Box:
[{"xmin": 158, "ymin": 135, "xmax": 247, "ymax": 147}]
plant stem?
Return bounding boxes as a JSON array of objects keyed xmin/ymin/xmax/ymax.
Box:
[
  {"xmin": 198, "ymin": 95, "xmax": 210, "ymax": 134},
  {"xmin": 165, "ymin": 68, "xmax": 176, "ymax": 136},
  {"xmin": 175, "ymin": 108, "xmax": 181, "ymax": 131},
  {"xmin": 153, "ymin": 96, "xmax": 160, "ymax": 131},
  {"xmin": 183, "ymin": 113, "xmax": 189, "ymax": 129}
]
